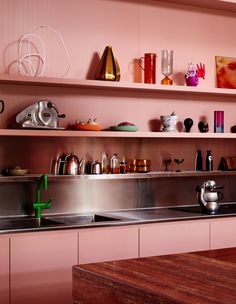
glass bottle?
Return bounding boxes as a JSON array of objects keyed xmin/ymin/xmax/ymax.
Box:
[
  {"xmin": 110, "ymin": 153, "xmax": 120, "ymax": 174},
  {"xmin": 195, "ymin": 150, "xmax": 202, "ymax": 171},
  {"xmin": 206, "ymin": 150, "xmax": 213, "ymax": 171},
  {"xmin": 101, "ymin": 152, "xmax": 110, "ymax": 174}
]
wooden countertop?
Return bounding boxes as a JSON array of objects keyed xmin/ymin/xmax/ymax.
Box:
[{"xmin": 73, "ymin": 248, "xmax": 236, "ymax": 304}]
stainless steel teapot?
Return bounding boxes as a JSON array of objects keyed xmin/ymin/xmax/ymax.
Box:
[
  {"xmin": 55, "ymin": 154, "xmax": 86, "ymax": 175},
  {"xmin": 196, "ymin": 180, "xmax": 224, "ymax": 214}
]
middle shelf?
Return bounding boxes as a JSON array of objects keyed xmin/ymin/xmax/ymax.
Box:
[{"xmin": 1, "ymin": 129, "xmax": 236, "ymax": 139}]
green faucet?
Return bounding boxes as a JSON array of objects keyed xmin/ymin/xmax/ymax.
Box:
[{"xmin": 33, "ymin": 174, "xmax": 52, "ymax": 219}]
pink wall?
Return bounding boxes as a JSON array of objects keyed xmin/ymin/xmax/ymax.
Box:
[
  {"xmin": 1, "ymin": 0, "xmax": 236, "ymax": 85},
  {"xmin": 0, "ymin": 1, "xmax": 235, "ymax": 183}
]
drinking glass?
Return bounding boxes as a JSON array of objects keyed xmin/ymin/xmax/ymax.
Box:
[{"xmin": 161, "ymin": 50, "xmax": 173, "ymax": 85}]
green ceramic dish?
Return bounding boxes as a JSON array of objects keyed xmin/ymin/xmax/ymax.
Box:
[{"xmin": 110, "ymin": 125, "xmax": 139, "ymax": 132}]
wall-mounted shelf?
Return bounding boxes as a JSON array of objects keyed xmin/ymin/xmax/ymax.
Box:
[
  {"xmin": 158, "ymin": 0, "xmax": 236, "ymax": 13},
  {"xmin": 1, "ymin": 74, "xmax": 236, "ymax": 97},
  {"xmin": 0, "ymin": 129, "xmax": 236, "ymax": 139},
  {"xmin": 1, "ymin": 171, "xmax": 235, "ymax": 183}
]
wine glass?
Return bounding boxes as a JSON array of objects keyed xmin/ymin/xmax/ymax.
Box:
[
  {"xmin": 174, "ymin": 158, "xmax": 184, "ymax": 172},
  {"xmin": 161, "ymin": 50, "xmax": 173, "ymax": 85}
]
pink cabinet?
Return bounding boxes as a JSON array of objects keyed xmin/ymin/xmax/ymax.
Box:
[
  {"xmin": 140, "ymin": 220, "xmax": 210, "ymax": 257},
  {"xmin": 78, "ymin": 226, "xmax": 139, "ymax": 264},
  {"xmin": 0, "ymin": 237, "xmax": 9, "ymax": 304},
  {"xmin": 10, "ymin": 230, "xmax": 78, "ymax": 304},
  {"xmin": 210, "ymin": 217, "xmax": 236, "ymax": 249}
]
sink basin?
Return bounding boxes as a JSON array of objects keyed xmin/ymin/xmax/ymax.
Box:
[
  {"xmin": 47, "ymin": 214, "xmax": 122, "ymax": 225},
  {"xmin": 0, "ymin": 217, "xmax": 64, "ymax": 230}
]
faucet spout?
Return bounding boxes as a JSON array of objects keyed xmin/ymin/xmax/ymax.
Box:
[{"xmin": 33, "ymin": 174, "xmax": 52, "ymax": 219}]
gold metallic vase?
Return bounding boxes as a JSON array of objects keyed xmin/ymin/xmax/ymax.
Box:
[{"xmin": 95, "ymin": 46, "xmax": 120, "ymax": 81}]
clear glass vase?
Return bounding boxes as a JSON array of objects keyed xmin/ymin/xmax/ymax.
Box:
[{"xmin": 161, "ymin": 50, "xmax": 173, "ymax": 85}]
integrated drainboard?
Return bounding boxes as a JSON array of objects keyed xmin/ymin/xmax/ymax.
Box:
[{"xmin": 169, "ymin": 203, "xmax": 236, "ymax": 215}]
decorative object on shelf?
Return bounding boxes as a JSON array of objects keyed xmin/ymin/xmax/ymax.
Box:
[
  {"xmin": 161, "ymin": 50, "xmax": 173, "ymax": 85},
  {"xmin": 214, "ymin": 111, "xmax": 224, "ymax": 133},
  {"xmin": 198, "ymin": 121, "xmax": 209, "ymax": 133},
  {"xmin": 174, "ymin": 158, "xmax": 184, "ymax": 172},
  {"xmin": 185, "ymin": 62, "xmax": 199, "ymax": 86},
  {"xmin": 55, "ymin": 154, "xmax": 86, "ymax": 175},
  {"xmin": 160, "ymin": 111, "xmax": 178, "ymax": 132},
  {"xmin": 95, "ymin": 46, "xmax": 120, "ymax": 81},
  {"xmin": 195, "ymin": 150, "xmax": 203, "ymax": 171},
  {"xmin": 16, "ymin": 100, "xmax": 66, "ymax": 129},
  {"xmin": 102, "ymin": 152, "xmax": 110, "ymax": 174},
  {"xmin": 110, "ymin": 122, "xmax": 138, "ymax": 132},
  {"xmin": 184, "ymin": 118, "xmax": 193, "ymax": 132},
  {"xmin": 163, "ymin": 158, "xmax": 172, "ymax": 171},
  {"xmin": 110, "ymin": 153, "xmax": 120, "ymax": 174},
  {"xmin": 206, "ymin": 150, "xmax": 213, "ymax": 171},
  {"xmin": 128, "ymin": 159, "xmax": 151, "ymax": 173},
  {"xmin": 196, "ymin": 63, "xmax": 205, "ymax": 79},
  {"xmin": 16, "ymin": 26, "xmax": 71, "ymax": 77},
  {"xmin": 139, "ymin": 53, "xmax": 157, "ymax": 84},
  {"xmin": 0, "ymin": 100, "xmax": 4, "ymax": 114},
  {"xmin": 7, "ymin": 166, "xmax": 28, "ymax": 176},
  {"xmin": 231, "ymin": 125, "xmax": 236, "ymax": 133},
  {"xmin": 218, "ymin": 156, "xmax": 236, "ymax": 171},
  {"xmin": 216, "ymin": 56, "xmax": 236, "ymax": 89},
  {"xmin": 71, "ymin": 118, "xmax": 104, "ymax": 131},
  {"xmin": 90, "ymin": 160, "xmax": 102, "ymax": 174}
]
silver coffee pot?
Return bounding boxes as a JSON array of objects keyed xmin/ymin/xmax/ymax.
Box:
[{"xmin": 196, "ymin": 180, "xmax": 224, "ymax": 214}]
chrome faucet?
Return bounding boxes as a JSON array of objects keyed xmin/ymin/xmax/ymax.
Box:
[{"xmin": 33, "ymin": 174, "xmax": 52, "ymax": 219}]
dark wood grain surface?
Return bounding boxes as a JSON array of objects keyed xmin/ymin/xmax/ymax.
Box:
[{"xmin": 73, "ymin": 248, "xmax": 236, "ymax": 304}]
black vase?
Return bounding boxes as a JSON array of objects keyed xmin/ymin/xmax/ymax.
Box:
[{"xmin": 184, "ymin": 118, "xmax": 193, "ymax": 132}]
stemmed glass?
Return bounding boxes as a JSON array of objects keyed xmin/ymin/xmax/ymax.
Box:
[
  {"xmin": 174, "ymin": 158, "xmax": 184, "ymax": 172},
  {"xmin": 161, "ymin": 50, "xmax": 173, "ymax": 85}
]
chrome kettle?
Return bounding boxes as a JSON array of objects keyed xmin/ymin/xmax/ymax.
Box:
[
  {"xmin": 196, "ymin": 180, "xmax": 224, "ymax": 214},
  {"xmin": 54, "ymin": 154, "xmax": 86, "ymax": 175}
]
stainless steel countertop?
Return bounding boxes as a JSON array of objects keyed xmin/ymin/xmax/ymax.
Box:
[{"xmin": 1, "ymin": 203, "xmax": 236, "ymax": 234}]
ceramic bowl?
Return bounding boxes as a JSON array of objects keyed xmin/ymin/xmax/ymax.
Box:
[{"xmin": 8, "ymin": 168, "xmax": 28, "ymax": 176}]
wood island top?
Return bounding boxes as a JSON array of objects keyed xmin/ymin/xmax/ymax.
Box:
[{"xmin": 73, "ymin": 247, "xmax": 236, "ymax": 304}]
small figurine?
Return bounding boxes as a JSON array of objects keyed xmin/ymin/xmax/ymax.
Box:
[
  {"xmin": 185, "ymin": 62, "xmax": 205, "ymax": 87},
  {"xmin": 198, "ymin": 121, "xmax": 209, "ymax": 133},
  {"xmin": 184, "ymin": 118, "xmax": 193, "ymax": 132}
]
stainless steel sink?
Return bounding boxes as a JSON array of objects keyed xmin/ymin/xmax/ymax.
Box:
[
  {"xmin": 0, "ymin": 214, "xmax": 122, "ymax": 231},
  {"xmin": 0, "ymin": 217, "xmax": 64, "ymax": 230},
  {"xmin": 47, "ymin": 214, "xmax": 122, "ymax": 225}
]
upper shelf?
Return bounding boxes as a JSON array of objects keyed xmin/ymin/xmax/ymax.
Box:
[
  {"xmin": 158, "ymin": 0, "xmax": 236, "ymax": 13},
  {"xmin": 1, "ymin": 74, "xmax": 236, "ymax": 97},
  {"xmin": 1, "ymin": 129, "xmax": 236, "ymax": 138}
]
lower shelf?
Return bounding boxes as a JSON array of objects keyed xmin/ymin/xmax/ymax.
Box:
[{"xmin": 1, "ymin": 170, "xmax": 236, "ymax": 182}]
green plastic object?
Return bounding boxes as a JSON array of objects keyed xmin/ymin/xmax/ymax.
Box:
[{"xmin": 33, "ymin": 174, "xmax": 52, "ymax": 219}]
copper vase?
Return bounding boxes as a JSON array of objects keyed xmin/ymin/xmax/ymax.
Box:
[{"xmin": 95, "ymin": 46, "xmax": 120, "ymax": 81}]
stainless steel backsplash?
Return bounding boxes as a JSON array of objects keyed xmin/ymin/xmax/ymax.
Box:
[{"xmin": 0, "ymin": 175, "xmax": 236, "ymax": 217}]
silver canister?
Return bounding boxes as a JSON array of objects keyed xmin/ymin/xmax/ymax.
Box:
[{"xmin": 91, "ymin": 161, "xmax": 102, "ymax": 174}]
